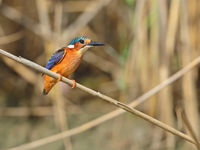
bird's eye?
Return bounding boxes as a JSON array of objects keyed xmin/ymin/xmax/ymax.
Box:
[{"xmin": 79, "ymin": 39, "xmax": 84, "ymax": 44}]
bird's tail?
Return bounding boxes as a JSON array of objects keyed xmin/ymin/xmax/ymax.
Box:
[
  {"xmin": 43, "ymin": 76, "xmax": 57, "ymax": 95},
  {"xmin": 42, "ymin": 89, "xmax": 48, "ymax": 95}
]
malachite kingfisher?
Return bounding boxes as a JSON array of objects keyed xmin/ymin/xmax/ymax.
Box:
[{"xmin": 43, "ymin": 36, "xmax": 104, "ymax": 95}]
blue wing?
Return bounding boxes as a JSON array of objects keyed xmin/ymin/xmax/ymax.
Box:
[{"xmin": 45, "ymin": 48, "xmax": 66, "ymax": 70}]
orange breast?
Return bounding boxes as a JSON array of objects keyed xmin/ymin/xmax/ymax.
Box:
[{"xmin": 51, "ymin": 49, "xmax": 83, "ymax": 77}]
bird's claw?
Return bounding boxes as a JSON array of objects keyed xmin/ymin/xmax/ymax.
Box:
[
  {"xmin": 57, "ymin": 75, "xmax": 76, "ymax": 88},
  {"xmin": 72, "ymin": 80, "xmax": 76, "ymax": 88},
  {"xmin": 57, "ymin": 74, "xmax": 62, "ymax": 81}
]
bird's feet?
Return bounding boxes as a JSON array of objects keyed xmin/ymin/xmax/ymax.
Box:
[
  {"xmin": 57, "ymin": 75, "xmax": 76, "ymax": 88},
  {"xmin": 57, "ymin": 74, "xmax": 62, "ymax": 81},
  {"xmin": 72, "ymin": 80, "xmax": 76, "ymax": 88}
]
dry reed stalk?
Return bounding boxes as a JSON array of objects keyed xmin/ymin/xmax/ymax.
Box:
[
  {"xmin": 36, "ymin": 0, "xmax": 51, "ymax": 37},
  {"xmin": 0, "ymin": 31, "xmax": 24, "ymax": 45},
  {"xmin": 63, "ymin": 1, "xmax": 96, "ymax": 12},
  {"xmin": 54, "ymin": 1, "xmax": 63, "ymax": 36},
  {"xmin": 124, "ymin": 0, "xmax": 146, "ymax": 98},
  {"xmin": 179, "ymin": 1, "xmax": 199, "ymax": 149},
  {"xmin": 148, "ymin": 0, "xmax": 162, "ymax": 147},
  {"xmin": 158, "ymin": 0, "xmax": 179, "ymax": 147},
  {"xmin": 137, "ymin": 2, "xmax": 149, "ymax": 97},
  {"xmin": 188, "ymin": 0, "xmax": 198, "ymax": 53},
  {"xmin": 148, "ymin": 0, "xmax": 159, "ymax": 116}
]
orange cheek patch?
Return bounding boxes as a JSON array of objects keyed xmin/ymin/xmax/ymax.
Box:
[{"xmin": 85, "ymin": 39, "xmax": 91, "ymax": 44}]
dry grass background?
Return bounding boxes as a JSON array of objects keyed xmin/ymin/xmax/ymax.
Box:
[{"xmin": 0, "ymin": 0, "xmax": 199, "ymax": 150}]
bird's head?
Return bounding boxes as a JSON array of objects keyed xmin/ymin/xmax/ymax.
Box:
[{"xmin": 67, "ymin": 36, "xmax": 104, "ymax": 54}]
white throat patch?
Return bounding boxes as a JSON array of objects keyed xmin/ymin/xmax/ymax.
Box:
[
  {"xmin": 67, "ymin": 45, "xmax": 74, "ymax": 48},
  {"xmin": 78, "ymin": 45, "xmax": 91, "ymax": 54}
]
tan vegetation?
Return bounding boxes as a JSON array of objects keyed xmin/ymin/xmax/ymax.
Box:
[{"xmin": 0, "ymin": 0, "xmax": 199, "ymax": 150}]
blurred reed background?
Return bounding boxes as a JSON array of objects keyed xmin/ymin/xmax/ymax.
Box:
[{"xmin": 0, "ymin": 0, "xmax": 199, "ymax": 150}]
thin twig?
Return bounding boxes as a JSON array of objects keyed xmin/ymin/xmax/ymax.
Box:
[
  {"xmin": 181, "ymin": 109, "xmax": 200, "ymax": 150},
  {"xmin": 2, "ymin": 57, "xmax": 39, "ymax": 85},
  {"xmin": 0, "ymin": 31, "xmax": 24, "ymax": 45},
  {"xmin": 0, "ymin": 49, "xmax": 199, "ymax": 150},
  {"xmin": 0, "ymin": 4, "xmax": 56, "ymax": 40},
  {"xmin": 0, "ymin": 4, "xmax": 47, "ymax": 38},
  {"xmin": 61, "ymin": 0, "xmax": 112, "ymax": 42}
]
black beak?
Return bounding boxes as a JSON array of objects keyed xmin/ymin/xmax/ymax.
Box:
[{"xmin": 87, "ymin": 40, "xmax": 105, "ymax": 46}]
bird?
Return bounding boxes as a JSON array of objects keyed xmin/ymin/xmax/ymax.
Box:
[{"xmin": 42, "ymin": 36, "xmax": 104, "ymax": 95}]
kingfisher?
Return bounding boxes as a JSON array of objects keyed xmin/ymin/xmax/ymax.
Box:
[{"xmin": 43, "ymin": 36, "xmax": 104, "ymax": 95}]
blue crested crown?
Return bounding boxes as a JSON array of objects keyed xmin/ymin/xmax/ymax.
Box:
[{"xmin": 68, "ymin": 36, "xmax": 87, "ymax": 45}]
